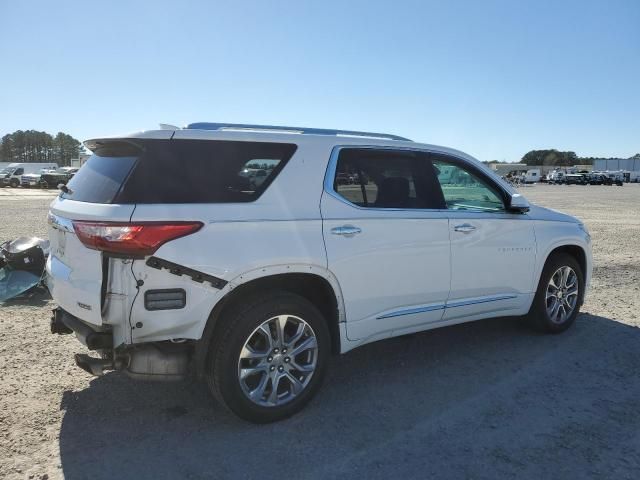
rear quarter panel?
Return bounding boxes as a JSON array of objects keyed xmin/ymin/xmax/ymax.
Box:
[{"xmin": 126, "ymin": 139, "xmax": 333, "ymax": 343}]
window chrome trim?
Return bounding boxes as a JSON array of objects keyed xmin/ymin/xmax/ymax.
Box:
[{"xmin": 322, "ymin": 145, "xmax": 514, "ymax": 214}]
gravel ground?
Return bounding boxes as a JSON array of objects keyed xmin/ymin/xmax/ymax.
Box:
[{"xmin": 0, "ymin": 185, "xmax": 639, "ymax": 479}]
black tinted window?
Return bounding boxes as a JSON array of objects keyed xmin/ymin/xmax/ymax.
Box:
[
  {"xmin": 64, "ymin": 139, "xmax": 296, "ymax": 204},
  {"xmin": 64, "ymin": 154, "xmax": 137, "ymax": 203},
  {"xmin": 119, "ymin": 140, "xmax": 296, "ymax": 204},
  {"xmin": 333, "ymin": 149, "xmax": 445, "ymax": 209}
]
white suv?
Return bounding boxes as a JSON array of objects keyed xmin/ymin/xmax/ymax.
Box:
[{"xmin": 47, "ymin": 123, "xmax": 592, "ymax": 422}]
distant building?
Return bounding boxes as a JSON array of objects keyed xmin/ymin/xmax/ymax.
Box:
[
  {"xmin": 69, "ymin": 154, "xmax": 91, "ymax": 168},
  {"xmin": 489, "ymin": 163, "xmax": 528, "ymax": 176},
  {"xmin": 593, "ymin": 158, "xmax": 640, "ymax": 172}
]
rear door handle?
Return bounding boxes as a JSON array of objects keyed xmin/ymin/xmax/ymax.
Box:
[
  {"xmin": 454, "ymin": 223, "xmax": 476, "ymax": 233},
  {"xmin": 331, "ymin": 225, "xmax": 362, "ymax": 237}
]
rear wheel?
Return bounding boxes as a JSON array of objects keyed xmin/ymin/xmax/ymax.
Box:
[
  {"xmin": 206, "ymin": 292, "xmax": 330, "ymax": 423},
  {"xmin": 526, "ymin": 253, "xmax": 583, "ymax": 333}
]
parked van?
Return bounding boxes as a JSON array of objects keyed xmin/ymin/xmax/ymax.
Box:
[
  {"xmin": 1, "ymin": 162, "xmax": 58, "ymax": 188},
  {"xmin": 523, "ymin": 169, "xmax": 541, "ymax": 184}
]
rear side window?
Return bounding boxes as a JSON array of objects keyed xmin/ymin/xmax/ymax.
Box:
[{"xmin": 64, "ymin": 139, "xmax": 296, "ymax": 204}]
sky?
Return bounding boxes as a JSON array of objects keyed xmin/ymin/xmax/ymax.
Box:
[{"xmin": 1, "ymin": 0, "xmax": 638, "ymax": 162}]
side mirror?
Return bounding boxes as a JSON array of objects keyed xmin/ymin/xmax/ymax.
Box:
[{"xmin": 508, "ymin": 193, "xmax": 530, "ymax": 212}]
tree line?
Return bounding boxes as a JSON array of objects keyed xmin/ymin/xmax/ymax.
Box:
[
  {"xmin": 0, "ymin": 130, "xmax": 83, "ymax": 166},
  {"xmin": 485, "ymin": 150, "xmax": 640, "ymax": 166}
]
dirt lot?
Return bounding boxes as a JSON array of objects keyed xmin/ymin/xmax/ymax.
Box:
[{"xmin": 1, "ymin": 185, "xmax": 639, "ymax": 480}]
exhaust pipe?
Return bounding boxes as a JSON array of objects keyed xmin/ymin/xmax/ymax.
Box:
[{"xmin": 74, "ymin": 353, "xmax": 114, "ymax": 376}]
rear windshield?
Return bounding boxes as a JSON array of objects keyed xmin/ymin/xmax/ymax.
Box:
[
  {"xmin": 63, "ymin": 139, "xmax": 297, "ymax": 204},
  {"xmin": 63, "ymin": 154, "xmax": 137, "ymax": 203}
]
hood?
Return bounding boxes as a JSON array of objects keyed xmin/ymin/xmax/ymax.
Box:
[{"xmin": 527, "ymin": 204, "xmax": 580, "ymax": 224}]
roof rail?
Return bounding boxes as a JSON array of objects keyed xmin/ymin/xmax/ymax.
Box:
[{"xmin": 184, "ymin": 122, "xmax": 411, "ymax": 141}]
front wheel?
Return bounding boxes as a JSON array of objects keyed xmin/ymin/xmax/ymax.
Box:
[
  {"xmin": 526, "ymin": 253, "xmax": 584, "ymax": 333},
  {"xmin": 206, "ymin": 292, "xmax": 330, "ymax": 423}
]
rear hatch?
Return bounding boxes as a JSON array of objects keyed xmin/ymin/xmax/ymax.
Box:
[{"xmin": 47, "ymin": 141, "xmax": 141, "ymax": 325}]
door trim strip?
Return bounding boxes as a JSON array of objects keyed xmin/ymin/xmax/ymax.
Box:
[
  {"xmin": 376, "ymin": 294, "xmax": 518, "ymax": 320},
  {"xmin": 376, "ymin": 303, "xmax": 445, "ymax": 320},
  {"xmin": 446, "ymin": 294, "xmax": 517, "ymax": 309}
]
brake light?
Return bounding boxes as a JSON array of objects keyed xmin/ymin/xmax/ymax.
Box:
[{"xmin": 72, "ymin": 221, "xmax": 203, "ymax": 256}]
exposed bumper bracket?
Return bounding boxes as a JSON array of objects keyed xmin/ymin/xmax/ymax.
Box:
[
  {"xmin": 146, "ymin": 256, "xmax": 227, "ymax": 289},
  {"xmin": 51, "ymin": 307, "xmax": 113, "ymax": 350}
]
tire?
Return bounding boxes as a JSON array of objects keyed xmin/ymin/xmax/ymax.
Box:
[
  {"xmin": 526, "ymin": 253, "xmax": 584, "ymax": 333},
  {"xmin": 9, "ymin": 179, "xmax": 19, "ymax": 188},
  {"xmin": 206, "ymin": 291, "xmax": 330, "ymax": 423}
]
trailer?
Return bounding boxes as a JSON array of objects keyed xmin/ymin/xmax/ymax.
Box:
[{"xmin": 523, "ymin": 168, "xmax": 541, "ymax": 184}]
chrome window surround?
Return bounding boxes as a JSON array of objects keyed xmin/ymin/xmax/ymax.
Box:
[{"xmin": 322, "ymin": 145, "xmax": 516, "ymax": 215}]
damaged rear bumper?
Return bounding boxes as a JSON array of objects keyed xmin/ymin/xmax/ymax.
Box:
[{"xmin": 50, "ymin": 306, "xmax": 191, "ymax": 381}]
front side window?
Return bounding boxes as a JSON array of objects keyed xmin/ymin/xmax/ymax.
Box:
[
  {"xmin": 432, "ymin": 160, "xmax": 505, "ymax": 212},
  {"xmin": 332, "ymin": 149, "xmax": 445, "ymax": 209}
]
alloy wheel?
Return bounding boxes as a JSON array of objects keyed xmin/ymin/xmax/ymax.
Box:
[
  {"xmin": 237, "ymin": 315, "xmax": 318, "ymax": 407},
  {"xmin": 545, "ymin": 266, "xmax": 579, "ymax": 324}
]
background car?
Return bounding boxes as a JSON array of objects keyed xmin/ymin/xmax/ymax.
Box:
[{"xmin": 39, "ymin": 167, "xmax": 79, "ymax": 189}]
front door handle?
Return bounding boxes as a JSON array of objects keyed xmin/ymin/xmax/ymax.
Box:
[
  {"xmin": 454, "ymin": 223, "xmax": 476, "ymax": 233},
  {"xmin": 331, "ymin": 225, "xmax": 362, "ymax": 237}
]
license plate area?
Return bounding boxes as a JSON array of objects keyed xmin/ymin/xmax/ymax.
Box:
[{"xmin": 47, "ymin": 214, "xmax": 104, "ymax": 325}]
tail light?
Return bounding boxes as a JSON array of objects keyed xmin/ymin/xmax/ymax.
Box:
[{"xmin": 72, "ymin": 221, "xmax": 203, "ymax": 256}]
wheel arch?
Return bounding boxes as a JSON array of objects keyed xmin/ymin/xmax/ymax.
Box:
[
  {"xmin": 536, "ymin": 242, "xmax": 589, "ymax": 305},
  {"xmin": 194, "ymin": 267, "xmax": 345, "ymax": 377},
  {"xmin": 546, "ymin": 244, "xmax": 587, "ymax": 279}
]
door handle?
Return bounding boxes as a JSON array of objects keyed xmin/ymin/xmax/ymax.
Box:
[
  {"xmin": 331, "ymin": 225, "xmax": 362, "ymax": 237},
  {"xmin": 454, "ymin": 223, "xmax": 476, "ymax": 233}
]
